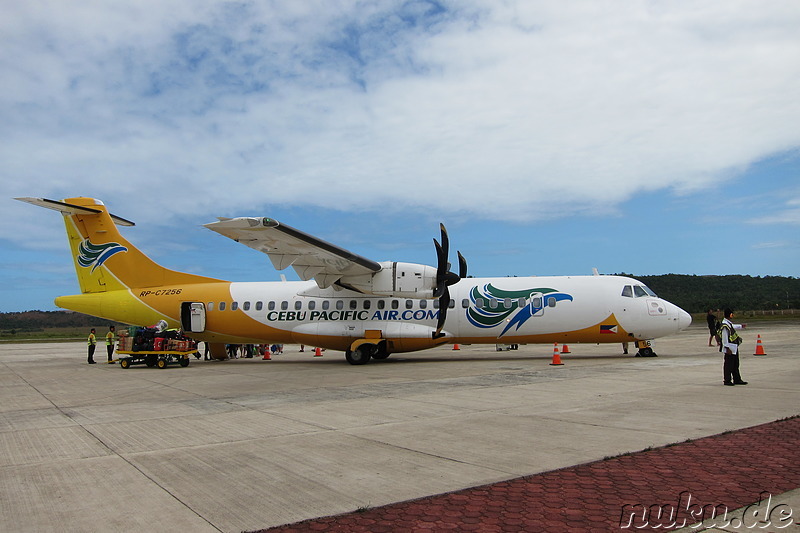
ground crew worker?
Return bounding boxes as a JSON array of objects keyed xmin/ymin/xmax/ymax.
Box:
[
  {"xmin": 720, "ymin": 308, "xmax": 747, "ymax": 386},
  {"xmin": 106, "ymin": 326, "xmax": 116, "ymax": 364},
  {"xmin": 87, "ymin": 328, "xmax": 97, "ymax": 364}
]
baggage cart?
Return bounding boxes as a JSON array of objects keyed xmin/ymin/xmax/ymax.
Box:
[{"xmin": 116, "ymin": 350, "xmax": 196, "ymax": 369}]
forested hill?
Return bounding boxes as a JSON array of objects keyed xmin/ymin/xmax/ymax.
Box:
[
  {"xmin": 1, "ymin": 274, "xmax": 799, "ymax": 329},
  {"xmin": 0, "ymin": 311, "xmax": 123, "ymax": 331},
  {"xmin": 628, "ymin": 274, "xmax": 800, "ymax": 314}
]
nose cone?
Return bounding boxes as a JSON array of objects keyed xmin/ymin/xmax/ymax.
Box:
[{"xmin": 677, "ymin": 307, "xmax": 692, "ymax": 331}]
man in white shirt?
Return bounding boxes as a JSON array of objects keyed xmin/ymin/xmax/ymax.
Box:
[{"xmin": 720, "ymin": 308, "xmax": 747, "ymax": 386}]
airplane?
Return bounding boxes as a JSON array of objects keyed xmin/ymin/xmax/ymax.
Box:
[{"xmin": 16, "ymin": 196, "xmax": 692, "ymax": 363}]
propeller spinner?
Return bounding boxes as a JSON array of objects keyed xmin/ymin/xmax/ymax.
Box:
[{"xmin": 432, "ymin": 224, "xmax": 467, "ymax": 339}]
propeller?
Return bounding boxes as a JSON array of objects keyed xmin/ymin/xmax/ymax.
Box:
[{"xmin": 432, "ymin": 224, "xmax": 467, "ymax": 339}]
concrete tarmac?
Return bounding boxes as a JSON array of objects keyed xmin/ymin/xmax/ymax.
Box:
[{"xmin": 1, "ymin": 322, "xmax": 798, "ymax": 532}]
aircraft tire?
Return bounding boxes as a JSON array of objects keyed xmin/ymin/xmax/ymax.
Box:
[{"xmin": 345, "ymin": 346, "xmax": 372, "ymax": 365}]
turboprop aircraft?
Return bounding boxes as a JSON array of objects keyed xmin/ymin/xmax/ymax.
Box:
[{"xmin": 16, "ymin": 197, "xmax": 692, "ymax": 363}]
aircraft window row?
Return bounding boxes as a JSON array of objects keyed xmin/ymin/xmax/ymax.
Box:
[
  {"xmin": 206, "ymin": 299, "xmax": 460, "ymax": 312},
  {"xmin": 208, "ymin": 297, "xmax": 566, "ymax": 313},
  {"xmin": 621, "ymin": 284, "xmax": 658, "ymax": 298}
]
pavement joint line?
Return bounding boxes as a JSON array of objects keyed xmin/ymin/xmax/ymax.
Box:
[{"xmin": 1, "ymin": 360, "xmax": 225, "ymax": 531}]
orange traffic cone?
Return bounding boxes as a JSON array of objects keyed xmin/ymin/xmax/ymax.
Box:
[
  {"xmin": 550, "ymin": 343, "xmax": 564, "ymax": 365},
  {"xmin": 753, "ymin": 334, "xmax": 766, "ymax": 356},
  {"xmin": 452, "ymin": 343, "xmax": 460, "ymax": 350},
  {"xmin": 262, "ymin": 350, "xmax": 271, "ymax": 360},
  {"xmin": 314, "ymin": 347, "xmax": 323, "ymax": 357},
  {"xmin": 561, "ymin": 344, "xmax": 571, "ymax": 354}
]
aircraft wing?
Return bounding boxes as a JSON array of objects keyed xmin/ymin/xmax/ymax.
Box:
[{"xmin": 204, "ymin": 217, "xmax": 381, "ymax": 288}]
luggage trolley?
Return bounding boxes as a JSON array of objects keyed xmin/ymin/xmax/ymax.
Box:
[
  {"xmin": 116, "ymin": 325, "xmax": 198, "ymax": 369},
  {"xmin": 116, "ymin": 349, "xmax": 196, "ymax": 369}
]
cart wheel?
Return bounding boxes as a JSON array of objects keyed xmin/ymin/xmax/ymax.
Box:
[
  {"xmin": 179, "ymin": 357, "xmax": 190, "ymax": 368},
  {"xmin": 145, "ymin": 354, "xmax": 157, "ymax": 367},
  {"xmin": 120, "ymin": 359, "xmax": 130, "ymax": 369},
  {"xmin": 156, "ymin": 358, "xmax": 167, "ymax": 369}
]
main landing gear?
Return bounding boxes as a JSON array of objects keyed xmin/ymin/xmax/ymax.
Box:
[{"xmin": 345, "ymin": 342, "xmax": 390, "ymax": 365}]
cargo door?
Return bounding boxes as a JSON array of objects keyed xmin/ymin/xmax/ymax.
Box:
[{"xmin": 181, "ymin": 302, "xmax": 206, "ymax": 332}]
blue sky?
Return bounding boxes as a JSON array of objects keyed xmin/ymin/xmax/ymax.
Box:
[{"xmin": 1, "ymin": 1, "xmax": 799, "ymax": 312}]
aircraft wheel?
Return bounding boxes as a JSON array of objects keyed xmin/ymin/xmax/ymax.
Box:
[
  {"xmin": 120, "ymin": 358, "xmax": 130, "ymax": 369},
  {"xmin": 156, "ymin": 358, "xmax": 167, "ymax": 369},
  {"xmin": 371, "ymin": 343, "xmax": 390, "ymax": 360},
  {"xmin": 345, "ymin": 346, "xmax": 372, "ymax": 365}
]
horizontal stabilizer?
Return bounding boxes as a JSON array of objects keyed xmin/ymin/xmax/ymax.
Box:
[{"xmin": 15, "ymin": 197, "xmax": 136, "ymax": 226}]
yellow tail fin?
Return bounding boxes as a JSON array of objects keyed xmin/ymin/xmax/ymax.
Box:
[{"xmin": 18, "ymin": 197, "xmax": 221, "ymax": 293}]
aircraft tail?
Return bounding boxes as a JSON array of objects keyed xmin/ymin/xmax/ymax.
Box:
[{"xmin": 17, "ymin": 197, "xmax": 221, "ymax": 293}]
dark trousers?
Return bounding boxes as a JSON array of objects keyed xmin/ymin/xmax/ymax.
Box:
[
  {"xmin": 107, "ymin": 345, "xmax": 114, "ymax": 361},
  {"xmin": 723, "ymin": 350, "xmax": 742, "ymax": 384},
  {"xmin": 88, "ymin": 345, "xmax": 96, "ymax": 363}
]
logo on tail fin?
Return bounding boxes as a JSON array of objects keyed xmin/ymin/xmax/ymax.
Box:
[{"xmin": 77, "ymin": 239, "xmax": 128, "ymax": 272}]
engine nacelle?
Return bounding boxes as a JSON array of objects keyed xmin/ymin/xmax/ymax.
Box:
[{"xmin": 340, "ymin": 261, "xmax": 438, "ymax": 298}]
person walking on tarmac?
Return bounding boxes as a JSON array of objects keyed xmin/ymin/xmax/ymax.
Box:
[
  {"xmin": 720, "ymin": 308, "xmax": 747, "ymax": 386},
  {"xmin": 706, "ymin": 309, "xmax": 720, "ymax": 347},
  {"xmin": 106, "ymin": 326, "xmax": 116, "ymax": 364},
  {"xmin": 87, "ymin": 328, "xmax": 97, "ymax": 364}
]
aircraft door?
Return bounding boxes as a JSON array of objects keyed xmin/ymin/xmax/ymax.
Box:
[{"xmin": 181, "ymin": 302, "xmax": 206, "ymax": 333}]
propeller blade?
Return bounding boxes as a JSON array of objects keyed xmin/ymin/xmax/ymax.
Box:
[
  {"xmin": 433, "ymin": 287, "xmax": 451, "ymax": 339},
  {"xmin": 457, "ymin": 251, "xmax": 467, "ymax": 279}
]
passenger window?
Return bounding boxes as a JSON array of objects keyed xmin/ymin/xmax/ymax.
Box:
[
  {"xmin": 547, "ymin": 297, "xmax": 556, "ymax": 308},
  {"xmin": 243, "ymin": 302, "xmax": 250, "ymax": 311},
  {"xmin": 349, "ymin": 300, "xmax": 357, "ymax": 310},
  {"xmin": 308, "ymin": 300, "xmax": 316, "ymax": 311},
  {"xmin": 420, "ymin": 300, "xmax": 427, "ymax": 309},
  {"xmin": 268, "ymin": 301, "xmax": 275, "ymax": 311},
  {"xmin": 363, "ymin": 300, "xmax": 371, "ymax": 310},
  {"xmin": 504, "ymin": 298, "xmax": 512, "ymax": 309},
  {"xmin": 391, "ymin": 300, "xmax": 399, "ymax": 309},
  {"xmin": 231, "ymin": 301, "xmax": 239, "ymax": 311},
  {"xmin": 322, "ymin": 300, "xmax": 330, "ymax": 310},
  {"xmin": 475, "ymin": 298, "xmax": 485, "ymax": 308},
  {"xmin": 532, "ymin": 297, "xmax": 542, "ymax": 308},
  {"xmin": 462, "ymin": 299, "xmax": 470, "ymax": 308},
  {"xmin": 336, "ymin": 300, "xmax": 344, "ymax": 310},
  {"xmin": 449, "ymin": 299, "xmax": 455, "ymax": 309},
  {"xmin": 634, "ymin": 285, "xmax": 648, "ymax": 298},
  {"xmin": 295, "ymin": 301, "xmax": 302, "ymax": 310},
  {"xmin": 433, "ymin": 299, "xmax": 439, "ymax": 309},
  {"xmin": 621, "ymin": 286, "xmax": 633, "ymax": 298},
  {"xmin": 255, "ymin": 301, "xmax": 263, "ymax": 311},
  {"xmin": 207, "ymin": 302, "xmax": 214, "ymax": 312},
  {"xmin": 219, "ymin": 302, "xmax": 226, "ymax": 311},
  {"xmin": 489, "ymin": 299, "xmax": 498, "ymax": 309},
  {"xmin": 405, "ymin": 300, "xmax": 413, "ymax": 309},
  {"xmin": 281, "ymin": 301, "xmax": 288, "ymax": 310},
  {"xmin": 377, "ymin": 300, "xmax": 385, "ymax": 310}
]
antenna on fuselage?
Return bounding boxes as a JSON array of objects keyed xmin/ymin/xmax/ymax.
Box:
[{"xmin": 592, "ymin": 268, "xmax": 600, "ymax": 276}]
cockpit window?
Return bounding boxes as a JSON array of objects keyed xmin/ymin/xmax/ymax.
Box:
[
  {"xmin": 621, "ymin": 285, "xmax": 633, "ymax": 298},
  {"xmin": 641, "ymin": 284, "xmax": 657, "ymax": 297},
  {"xmin": 623, "ymin": 284, "xmax": 658, "ymax": 298}
]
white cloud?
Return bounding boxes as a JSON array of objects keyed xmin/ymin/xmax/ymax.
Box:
[{"xmin": 3, "ymin": 0, "xmax": 800, "ymax": 247}]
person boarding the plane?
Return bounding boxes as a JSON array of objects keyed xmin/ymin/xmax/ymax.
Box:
[
  {"xmin": 106, "ymin": 325, "xmax": 116, "ymax": 364},
  {"xmin": 720, "ymin": 308, "xmax": 747, "ymax": 386},
  {"xmin": 87, "ymin": 328, "xmax": 97, "ymax": 364}
]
